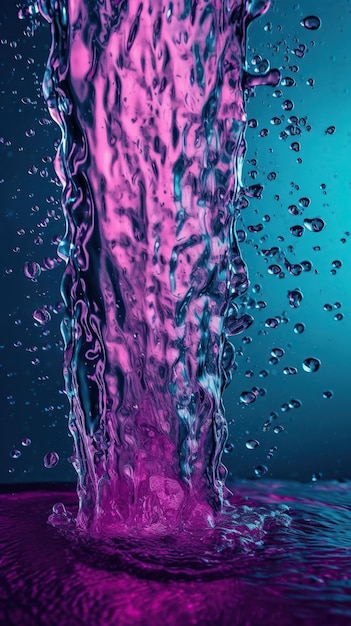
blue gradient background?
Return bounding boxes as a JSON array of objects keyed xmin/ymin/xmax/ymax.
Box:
[{"xmin": 0, "ymin": 1, "xmax": 350, "ymax": 484}]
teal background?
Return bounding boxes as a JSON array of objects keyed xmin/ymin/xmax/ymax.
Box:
[{"xmin": 0, "ymin": 1, "xmax": 350, "ymax": 483}]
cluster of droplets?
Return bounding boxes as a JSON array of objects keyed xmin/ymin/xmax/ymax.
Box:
[{"xmin": 1, "ymin": 4, "xmax": 67, "ymax": 475}]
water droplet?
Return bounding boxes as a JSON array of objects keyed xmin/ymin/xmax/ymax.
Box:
[
  {"xmin": 224, "ymin": 442, "xmax": 234, "ymax": 453},
  {"xmin": 10, "ymin": 449, "xmax": 21, "ymax": 459},
  {"xmin": 43, "ymin": 451, "xmax": 59, "ymax": 468},
  {"xmin": 304, "ymin": 217, "xmax": 325, "ymax": 233},
  {"xmin": 289, "ymin": 398, "xmax": 302, "ymax": 409},
  {"xmin": 21, "ymin": 437, "xmax": 31, "ymax": 447},
  {"xmin": 283, "ymin": 366, "xmax": 298, "ymax": 375},
  {"xmin": 33, "ymin": 308, "xmax": 51, "ymax": 326},
  {"xmin": 322, "ymin": 390, "xmax": 333, "ymax": 399},
  {"xmin": 299, "ymin": 197, "xmax": 310, "ymax": 208},
  {"xmin": 324, "ymin": 303, "xmax": 332, "ymax": 312},
  {"xmin": 268, "ymin": 264, "xmax": 281, "ymax": 275},
  {"xmin": 254, "ymin": 465, "xmax": 268, "ymax": 478},
  {"xmin": 281, "ymin": 76, "xmax": 295, "ymax": 87},
  {"xmin": 24, "ymin": 261, "xmax": 41, "ymax": 280},
  {"xmin": 259, "ymin": 370, "xmax": 268, "ymax": 378},
  {"xmin": 332, "ymin": 260, "xmax": 342, "ymax": 269},
  {"xmin": 288, "ymin": 289, "xmax": 303, "ymax": 308},
  {"xmin": 334, "ymin": 313, "xmax": 343, "ymax": 321},
  {"xmin": 288, "ymin": 204, "xmax": 300, "ymax": 216},
  {"xmin": 246, "ymin": 439, "xmax": 259, "ymax": 450},
  {"xmin": 302, "ymin": 357, "xmax": 321, "ymax": 373},
  {"xmin": 240, "ymin": 391, "xmax": 256, "ymax": 405},
  {"xmin": 265, "ymin": 318, "xmax": 279, "ymax": 328},
  {"xmin": 325, "ymin": 125, "xmax": 335, "ymax": 135},
  {"xmin": 290, "ymin": 224, "xmax": 304, "ymax": 237},
  {"xmin": 273, "ymin": 425, "xmax": 284, "ymax": 434},
  {"xmin": 301, "ymin": 260, "xmax": 312, "ymax": 272},
  {"xmin": 271, "ymin": 347, "xmax": 284, "ymax": 358},
  {"xmin": 301, "ymin": 16, "xmax": 321, "ymax": 30},
  {"xmin": 282, "ymin": 99, "xmax": 294, "ymax": 111},
  {"xmin": 312, "ymin": 472, "xmax": 323, "ymax": 482}
]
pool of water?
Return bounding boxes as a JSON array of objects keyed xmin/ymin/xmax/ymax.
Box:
[{"xmin": 1, "ymin": 479, "xmax": 350, "ymax": 625}]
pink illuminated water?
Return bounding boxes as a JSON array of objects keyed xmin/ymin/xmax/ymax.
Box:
[
  {"xmin": 1, "ymin": 2, "xmax": 351, "ymax": 624},
  {"xmin": 38, "ymin": 0, "xmax": 279, "ymax": 536}
]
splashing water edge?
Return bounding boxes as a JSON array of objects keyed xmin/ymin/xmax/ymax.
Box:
[{"xmin": 35, "ymin": 0, "xmax": 281, "ymax": 539}]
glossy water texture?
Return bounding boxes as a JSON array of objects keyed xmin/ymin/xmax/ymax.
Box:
[
  {"xmin": 1, "ymin": 481, "xmax": 351, "ymax": 625},
  {"xmin": 37, "ymin": 0, "xmax": 279, "ymax": 534}
]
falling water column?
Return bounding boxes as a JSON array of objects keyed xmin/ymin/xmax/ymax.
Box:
[{"xmin": 39, "ymin": 0, "xmax": 276, "ymax": 535}]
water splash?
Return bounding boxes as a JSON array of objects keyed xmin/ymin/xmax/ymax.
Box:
[{"xmin": 36, "ymin": 0, "xmax": 279, "ymax": 536}]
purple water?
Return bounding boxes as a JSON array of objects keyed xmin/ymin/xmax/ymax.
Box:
[
  {"xmin": 1, "ymin": 1, "xmax": 351, "ymax": 624},
  {"xmin": 1, "ymin": 482, "xmax": 351, "ymax": 625},
  {"xmin": 37, "ymin": 0, "xmax": 279, "ymax": 536}
]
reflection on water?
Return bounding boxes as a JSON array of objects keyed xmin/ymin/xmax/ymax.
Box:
[{"xmin": 1, "ymin": 480, "xmax": 351, "ymax": 625}]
